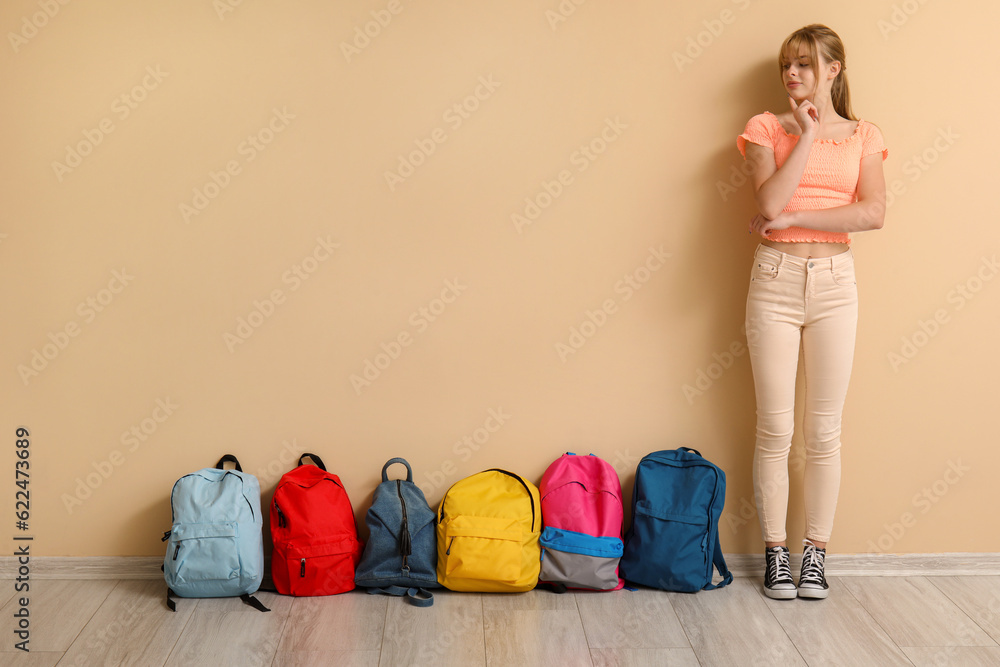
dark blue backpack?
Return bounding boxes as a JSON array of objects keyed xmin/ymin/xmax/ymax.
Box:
[
  {"xmin": 355, "ymin": 458, "xmax": 439, "ymax": 606},
  {"xmin": 620, "ymin": 448, "xmax": 733, "ymax": 592}
]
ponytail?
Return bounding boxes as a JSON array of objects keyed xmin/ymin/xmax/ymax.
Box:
[{"xmin": 831, "ymin": 66, "xmax": 855, "ymax": 121}]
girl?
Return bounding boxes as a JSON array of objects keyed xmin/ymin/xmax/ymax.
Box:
[{"xmin": 737, "ymin": 24, "xmax": 887, "ymax": 599}]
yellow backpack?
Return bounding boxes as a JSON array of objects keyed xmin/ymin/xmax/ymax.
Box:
[{"xmin": 436, "ymin": 468, "xmax": 541, "ymax": 592}]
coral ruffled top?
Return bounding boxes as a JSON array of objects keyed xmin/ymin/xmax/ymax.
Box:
[{"xmin": 737, "ymin": 111, "xmax": 888, "ymax": 244}]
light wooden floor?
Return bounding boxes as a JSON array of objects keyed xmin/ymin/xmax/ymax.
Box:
[{"xmin": 3, "ymin": 575, "xmax": 1000, "ymax": 666}]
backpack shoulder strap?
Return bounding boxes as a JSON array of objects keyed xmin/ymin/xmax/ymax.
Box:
[
  {"xmin": 240, "ymin": 593, "xmax": 271, "ymax": 612},
  {"xmin": 702, "ymin": 535, "xmax": 733, "ymax": 590},
  {"xmin": 364, "ymin": 585, "xmax": 433, "ymax": 607}
]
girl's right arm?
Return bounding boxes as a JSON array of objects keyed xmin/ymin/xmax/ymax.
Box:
[{"xmin": 745, "ymin": 98, "xmax": 817, "ymax": 219}]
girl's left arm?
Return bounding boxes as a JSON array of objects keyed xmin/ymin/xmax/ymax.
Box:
[{"xmin": 787, "ymin": 152, "xmax": 887, "ymax": 232}]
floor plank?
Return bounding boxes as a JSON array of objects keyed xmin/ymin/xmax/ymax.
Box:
[
  {"xmin": 0, "ymin": 653, "xmax": 62, "ymax": 667},
  {"xmin": 481, "ymin": 589, "xmax": 578, "ymax": 611},
  {"xmin": 902, "ymin": 646, "xmax": 1000, "ymax": 666},
  {"xmin": 485, "ymin": 609, "xmax": 593, "ymax": 667},
  {"xmin": 271, "ymin": 651, "xmax": 380, "ymax": 666},
  {"xmin": 60, "ymin": 579, "xmax": 194, "ymax": 667},
  {"xmin": 379, "ymin": 590, "xmax": 484, "ymax": 666},
  {"xmin": 842, "ymin": 577, "xmax": 997, "ymax": 647},
  {"xmin": 757, "ymin": 576, "xmax": 912, "ymax": 665},
  {"xmin": 668, "ymin": 578, "xmax": 806, "ymax": 666},
  {"xmin": 928, "ymin": 576, "xmax": 1000, "ymax": 643},
  {"xmin": 575, "ymin": 589, "xmax": 688, "ymax": 649},
  {"xmin": 0, "ymin": 579, "xmax": 116, "ymax": 652},
  {"xmin": 590, "ymin": 648, "xmax": 700, "ymax": 666},
  {"xmin": 277, "ymin": 592, "xmax": 386, "ymax": 652},
  {"xmin": 164, "ymin": 591, "xmax": 292, "ymax": 667}
]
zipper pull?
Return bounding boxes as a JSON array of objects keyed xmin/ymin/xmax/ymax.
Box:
[
  {"xmin": 173, "ymin": 544, "xmax": 180, "ymax": 561},
  {"xmin": 445, "ymin": 537, "xmax": 454, "ymax": 555},
  {"xmin": 400, "ymin": 523, "xmax": 411, "ymax": 557},
  {"xmin": 275, "ymin": 503, "xmax": 286, "ymax": 528},
  {"xmin": 300, "ymin": 558, "xmax": 306, "ymax": 577},
  {"xmin": 162, "ymin": 531, "xmax": 171, "ymax": 542}
]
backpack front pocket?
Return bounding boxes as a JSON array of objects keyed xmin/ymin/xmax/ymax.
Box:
[
  {"xmin": 283, "ymin": 535, "xmax": 360, "ymax": 596},
  {"xmin": 361, "ymin": 506, "xmax": 438, "ymax": 584},
  {"xmin": 627, "ymin": 501, "xmax": 709, "ymax": 592},
  {"xmin": 443, "ymin": 516, "xmax": 521, "ymax": 583},
  {"xmin": 539, "ymin": 527, "xmax": 623, "ymax": 590},
  {"xmin": 167, "ymin": 522, "xmax": 240, "ymax": 585}
]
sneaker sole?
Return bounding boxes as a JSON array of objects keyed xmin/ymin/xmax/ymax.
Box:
[
  {"xmin": 763, "ymin": 587, "xmax": 797, "ymax": 600},
  {"xmin": 797, "ymin": 587, "xmax": 829, "ymax": 599}
]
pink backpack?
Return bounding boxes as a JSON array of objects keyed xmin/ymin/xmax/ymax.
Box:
[{"xmin": 538, "ymin": 452, "xmax": 625, "ymax": 591}]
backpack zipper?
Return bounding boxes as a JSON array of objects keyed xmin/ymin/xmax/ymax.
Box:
[
  {"xmin": 300, "ymin": 558, "xmax": 306, "ymax": 577},
  {"xmin": 274, "ymin": 501, "xmax": 287, "ymax": 529},
  {"xmin": 173, "ymin": 544, "xmax": 180, "ymax": 561},
  {"xmin": 486, "ymin": 469, "xmax": 536, "ymax": 531},
  {"xmin": 438, "ymin": 469, "xmax": 537, "ymax": 532},
  {"xmin": 397, "ymin": 481, "xmax": 411, "ymax": 571},
  {"xmin": 221, "ymin": 470, "xmax": 255, "ymax": 522}
]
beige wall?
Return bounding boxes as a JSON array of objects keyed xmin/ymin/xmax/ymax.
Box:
[{"xmin": 3, "ymin": 0, "xmax": 998, "ymax": 557}]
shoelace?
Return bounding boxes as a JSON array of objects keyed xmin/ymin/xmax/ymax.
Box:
[
  {"xmin": 767, "ymin": 547, "xmax": 792, "ymax": 583},
  {"xmin": 800, "ymin": 541, "xmax": 826, "ymax": 585}
]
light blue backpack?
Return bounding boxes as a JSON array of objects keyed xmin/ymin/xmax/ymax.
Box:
[{"xmin": 162, "ymin": 455, "xmax": 269, "ymax": 611}]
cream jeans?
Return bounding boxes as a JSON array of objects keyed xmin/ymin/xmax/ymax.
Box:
[{"xmin": 745, "ymin": 244, "xmax": 858, "ymax": 544}]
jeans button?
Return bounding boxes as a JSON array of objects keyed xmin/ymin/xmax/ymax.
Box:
[{"xmin": 808, "ymin": 262, "xmax": 815, "ymax": 269}]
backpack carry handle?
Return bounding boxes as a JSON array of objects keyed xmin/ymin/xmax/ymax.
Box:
[
  {"xmin": 381, "ymin": 458, "xmax": 413, "ymax": 483},
  {"xmin": 679, "ymin": 447, "xmax": 702, "ymax": 457},
  {"xmin": 297, "ymin": 453, "xmax": 327, "ymax": 471},
  {"xmin": 216, "ymin": 455, "xmax": 242, "ymax": 472}
]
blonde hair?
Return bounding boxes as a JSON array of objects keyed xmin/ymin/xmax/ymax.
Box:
[{"xmin": 779, "ymin": 24, "xmax": 856, "ymax": 121}]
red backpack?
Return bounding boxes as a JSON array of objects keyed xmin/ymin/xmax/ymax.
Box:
[{"xmin": 270, "ymin": 453, "xmax": 363, "ymax": 596}]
